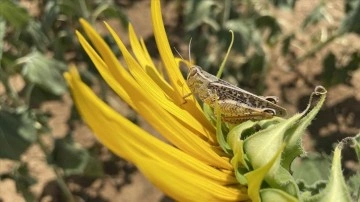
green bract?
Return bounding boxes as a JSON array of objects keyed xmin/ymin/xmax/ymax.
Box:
[{"xmin": 216, "ymin": 86, "xmax": 357, "ymax": 202}]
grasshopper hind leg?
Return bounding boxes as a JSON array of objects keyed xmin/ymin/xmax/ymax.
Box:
[
  {"xmin": 221, "ymin": 111, "xmax": 274, "ymax": 124},
  {"xmin": 214, "ymin": 100, "xmax": 273, "ymax": 124},
  {"xmin": 181, "ymin": 92, "xmax": 193, "ymax": 105}
]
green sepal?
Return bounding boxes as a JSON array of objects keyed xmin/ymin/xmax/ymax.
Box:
[
  {"xmin": 303, "ymin": 145, "xmax": 352, "ymax": 202},
  {"xmin": 203, "ymin": 103, "xmax": 216, "ymax": 125},
  {"xmin": 268, "ymin": 87, "xmax": 327, "ymax": 197},
  {"xmin": 260, "ymin": 188, "xmax": 299, "ymax": 202},
  {"xmin": 282, "ymin": 86, "xmax": 327, "ymax": 170},
  {"xmin": 244, "ymin": 86, "xmax": 327, "ymax": 171},
  {"xmin": 268, "ymin": 166, "xmax": 300, "ymax": 197},
  {"xmin": 214, "ymin": 99, "xmax": 232, "ymax": 154},
  {"xmin": 244, "ymin": 113, "xmax": 301, "ymax": 169},
  {"xmin": 242, "ymin": 86, "xmax": 327, "ymax": 198},
  {"xmin": 245, "ymin": 145, "xmax": 285, "ymax": 202},
  {"xmin": 228, "ymin": 119, "xmax": 283, "ymax": 185},
  {"xmin": 228, "ymin": 121, "xmax": 258, "ymax": 171}
]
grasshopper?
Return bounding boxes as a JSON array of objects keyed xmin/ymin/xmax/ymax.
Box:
[{"xmin": 185, "ymin": 65, "xmax": 287, "ymax": 124}]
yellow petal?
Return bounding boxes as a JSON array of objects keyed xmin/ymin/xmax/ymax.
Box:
[
  {"xmin": 136, "ymin": 156, "xmax": 249, "ymax": 202},
  {"xmin": 79, "ymin": 19, "xmax": 134, "ymax": 93},
  {"xmin": 65, "ymin": 66, "xmax": 234, "ymax": 179},
  {"xmin": 150, "ymin": 0, "xmax": 217, "ymax": 134},
  {"xmin": 76, "ymin": 33, "xmax": 230, "ymax": 168},
  {"xmin": 128, "ymin": 24, "xmax": 158, "ymax": 76},
  {"xmin": 79, "ymin": 19, "xmax": 219, "ymax": 148},
  {"xmin": 104, "ymin": 22, "xmax": 219, "ymax": 142},
  {"xmin": 151, "ymin": 0, "xmax": 185, "ymax": 97},
  {"xmin": 75, "ymin": 31, "xmax": 135, "ymax": 108},
  {"xmin": 78, "ymin": 19, "xmax": 232, "ymax": 168},
  {"xmin": 66, "ymin": 0, "xmax": 250, "ymax": 199},
  {"xmin": 129, "ymin": 24, "xmax": 175, "ymax": 105}
]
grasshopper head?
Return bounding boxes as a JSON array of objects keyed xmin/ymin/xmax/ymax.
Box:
[{"xmin": 187, "ymin": 66, "xmax": 202, "ymax": 80}]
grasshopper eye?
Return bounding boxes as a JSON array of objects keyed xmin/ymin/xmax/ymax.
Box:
[
  {"xmin": 187, "ymin": 66, "xmax": 200, "ymax": 79},
  {"xmin": 262, "ymin": 108, "xmax": 276, "ymax": 116},
  {"xmin": 264, "ymin": 96, "xmax": 279, "ymax": 104},
  {"xmin": 189, "ymin": 67, "xmax": 197, "ymax": 76}
]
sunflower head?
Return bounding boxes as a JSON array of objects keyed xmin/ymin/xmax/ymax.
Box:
[{"xmin": 65, "ymin": 0, "xmax": 328, "ymax": 201}]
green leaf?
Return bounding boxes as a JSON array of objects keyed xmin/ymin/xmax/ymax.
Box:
[
  {"xmin": 25, "ymin": 21, "xmax": 49, "ymax": 51},
  {"xmin": 238, "ymin": 53, "xmax": 267, "ymax": 86},
  {"xmin": 348, "ymin": 134, "xmax": 360, "ymax": 200},
  {"xmin": 185, "ymin": 0, "xmax": 221, "ymax": 31},
  {"xmin": 345, "ymin": 0, "xmax": 360, "ymax": 13},
  {"xmin": 269, "ymin": 0, "xmax": 297, "ymax": 9},
  {"xmin": 0, "ymin": 17, "xmax": 5, "ymax": 62},
  {"xmin": 348, "ymin": 172, "xmax": 360, "ymax": 201},
  {"xmin": 21, "ymin": 51, "xmax": 67, "ymax": 96},
  {"xmin": 255, "ymin": 15, "xmax": 282, "ymax": 44},
  {"xmin": 42, "ymin": 1, "xmax": 60, "ymax": 32},
  {"xmin": 59, "ymin": 0, "xmax": 89, "ymax": 19},
  {"xmin": 353, "ymin": 133, "xmax": 360, "ymax": 163},
  {"xmin": 292, "ymin": 154, "xmax": 331, "ymax": 185},
  {"xmin": 302, "ymin": 3, "xmax": 326, "ymax": 29},
  {"xmin": 91, "ymin": 2, "xmax": 128, "ymax": 28},
  {"xmin": 0, "ymin": 0, "xmax": 30, "ymax": 29},
  {"xmin": 322, "ymin": 52, "xmax": 337, "ymax": 87},
  {"xmin": 50, "ymin": 136, "xmax": 103, "ymax": 177},
  {"xmin": 12, "ymin": 163, "xmax": 37, "ymax": 202},
  {"xmin": 224, "ymin": 20, "xmax": 253, "ymax": 54},
  {"xmin": 340, "ymin": 0, "xmax": 360, "ymax": 34},
  {"xmin": 0, "ymin": 109, "xmax": 37, "ymax": 160},
  {"xmin": 28, "ymin": 85, "xmax": 64, "ymax": 106},
  {"xmin": 321, "ymin": 52, "xmax": 360, "ymax": 87},
  {"xmin": 297, "ymin": 179, "xmax": 327, "ymax": 197},
  {"xmin": 282, "ymin": 33, "xmax": 294, "ymax": 55}
]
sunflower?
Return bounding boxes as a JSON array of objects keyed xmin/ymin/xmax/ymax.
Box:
[
  {"xmin": 65, "ymin": 0, "xmax": 249, "ymax": 201},
  {"xmin": 65, "ymin": 0, "xmax": 328, "ymax": 201}
]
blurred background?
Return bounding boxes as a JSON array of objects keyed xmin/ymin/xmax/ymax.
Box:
[{"xmin": 0, "ymin": 0, "xmax": 359, "ymax": 201}]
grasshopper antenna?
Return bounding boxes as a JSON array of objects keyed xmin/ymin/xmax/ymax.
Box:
[
  {"xmin": 188, "ymin": 37, "xmax": 192, "ymax": 64},
  {"xmin": 173, "ymin": 38, "xmax": 193, "ymax": 69},
  {"xmin": 173, "ymin": 47, "xmax": 183, "ymax": 60}
]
